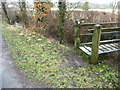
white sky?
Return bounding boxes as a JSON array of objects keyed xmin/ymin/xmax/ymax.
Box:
[
  {"xmin": 51, "ymin": 0, "xmax": 119, "ymax": 4},
  {"xmin": 5, "ymin": 0, "xmax": 120, "ymax": 4}
]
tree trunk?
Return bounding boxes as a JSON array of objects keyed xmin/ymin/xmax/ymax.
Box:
[
  {"xmin": 118, "ymin": 1, "xmax": 120, "ymax": 25},
  {"xmin": 1, "ymin": 1, "xmax": 10, "ymax": 24},
  {"xmin": 19, "ymin": 0, "xmax": 28, "ymax": 27},
  {"xmin": 58, "ymin": 0, "xmax": 67, "ymax": 44}
]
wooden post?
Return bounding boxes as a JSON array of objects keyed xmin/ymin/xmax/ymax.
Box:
[
  {"xmin": 118, "ymin": 1, "xmax": 120, "ymax": 27},
  {"xmin": 74, "ymin": 19, "xmax": 81, "ymax": 50},
  {"xmin": 90, "ymin": 24, "xmax": 102, "ymax": 64}
]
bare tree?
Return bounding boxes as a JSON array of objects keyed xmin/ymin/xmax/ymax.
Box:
[
  {"xmin": 58, "ymin": 0, "xmax": 67, "ymax": 44},
  {"xmin": 19, "ymin": 0, "xmax": 28, "ymax": 27},
  {"xmin": 112, "ymin": 0, "xmax": 118, "ymax": 13},
  {"xmin": 118, "ymin": 1, "xmax": 120, "ymax": 24},
  {"xmin": 1, "ymin": 0, "xmax": 10, "ymax": 24},
  {"xmin": 11, "ymin": 0, "xmax": 28, "ymax": 27}
]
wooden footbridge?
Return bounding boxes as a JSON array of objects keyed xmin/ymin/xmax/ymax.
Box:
[{"xmin": 74, "ymin": 19, "xmax": 120, "ymax": 64}]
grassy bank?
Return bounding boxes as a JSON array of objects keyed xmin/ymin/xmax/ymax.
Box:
[{"xmin": 1, "ymin": 23, "xmax": 119, "ymax": 88}]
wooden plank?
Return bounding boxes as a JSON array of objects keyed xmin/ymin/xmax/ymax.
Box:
[
  {"xmin": 88, "ymin": 27, "xmax": 120, "ymax": 33},
  {"xmin": 83, "ymin": 46, "xmax": 106, "ymax": 52},
  {"xmin": 107, "ymin": 44, "xmax": 117, "ymax": 50},
  {"xmin": 81, "ymin": 31, "xmax": 120, "ymax": 36},
  {"xmin": 84, "ymin": 46, "xmax": 91, "ymax": 52},
  {"xmin": 79, "ymin": 43, "xmax": 120, "ymax": 55},
  {"xmin": 101, "ymin": 31, "xmax": 120, "ymax": 34},
  {"xmin": 109, "ymin": 44, "xmax": 117, "ymax": 48},
  {"xmin": 105, "ymin": 44, "xmax": 117, "ymax": 50},
  {"xmin": 99, "ymin": 46, "xmax": 107, "ymax": 52},
  {"xmin": 81, "ymin": 22, "xmax": 120, "ymax": 27},
  {"xmin": 98, "ymin": 48, "xmax": 120, "ymax": 54},
  {"xmin": 79, "ymin": 46, "xmax": 91, "ymax": 55},
  {"xmin": 100, "ymin": 45, "xmax": 112, "ymax": 51},
  {"xmin": 110, "ymin": 43, "xmax": 118, "ymax": 48},
  {"xmin": 99, "ymin": 45, "xmax": 110, "ymax": 51},
  {"xmin": 98, "ymin": 43, "xmax": 120, "ymax": 54},
  {"xmin": 98, "ymin": 39, "xmax": 120, "ymax": 45},
  {"xmin": 113, "ymin": 43, "xmax": 118, "ymax": 46},
  {"xmin": 98, "ymin": 48, "xmax": 104, "ymax": 54},
  {"xmin": 81, "ymin": 33, "xmax": 93, "ymax": 36},
  {"xmin": 80, "ymin": 39, "xmax": 120, "ymax": 46}
]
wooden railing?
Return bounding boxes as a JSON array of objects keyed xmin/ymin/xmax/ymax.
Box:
[
  {"xmin": 81, "ymin": 22, "xmax": 120, "ymax": 26},
  {"xmin": 74, "ymin": 19, "xmax": 120, "ymax": 64}
]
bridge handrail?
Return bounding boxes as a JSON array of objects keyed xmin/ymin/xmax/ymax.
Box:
[{"xmin": 81, "ymin": 22, "xmax": 120, "ymax": 26}]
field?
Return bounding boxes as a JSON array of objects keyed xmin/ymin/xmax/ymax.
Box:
[{"xmin": 51, "ymin": 8, "xmax": 118, "ymax": 13}]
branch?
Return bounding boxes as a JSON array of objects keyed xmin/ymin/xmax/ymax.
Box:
[
  {"xmin": 11, "ymin": 1, "xmax": 20, "ymax": 8},
  {"xmin": 66, "ymin": 2, "xmax": 81, "ymax": 20}
]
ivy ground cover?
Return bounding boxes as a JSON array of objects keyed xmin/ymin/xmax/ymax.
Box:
[{"xmin": 1, "ymin": 23, "xmax": 119, "ymax": 88}]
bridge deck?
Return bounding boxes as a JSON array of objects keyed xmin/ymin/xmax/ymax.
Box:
[{"xmin": 79, "ymin": 43, "xmax": 120, "ymax": 55}]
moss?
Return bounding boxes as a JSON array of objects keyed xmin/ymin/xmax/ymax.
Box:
[{"xmin": 75, "ymin": 49, "xmax": 90, "ymax": 62}]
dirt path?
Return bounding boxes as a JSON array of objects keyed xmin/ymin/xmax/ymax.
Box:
[{"xmin": 0, "ymin": 35, "xmax": 43, "ymax": 88}]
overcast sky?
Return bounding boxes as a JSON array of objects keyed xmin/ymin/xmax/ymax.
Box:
[
  {"xmin": 6, "ymin": 0, "xmax": 119, "ymax": 4},
  {"xmin": 51, "ymin": 0, "xmax": 119, "ymax": 4}
]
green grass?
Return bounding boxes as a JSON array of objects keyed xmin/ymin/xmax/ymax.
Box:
[{"xmin": 1, "ymin": 23, "xmax": 119, "ymax": 88}]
